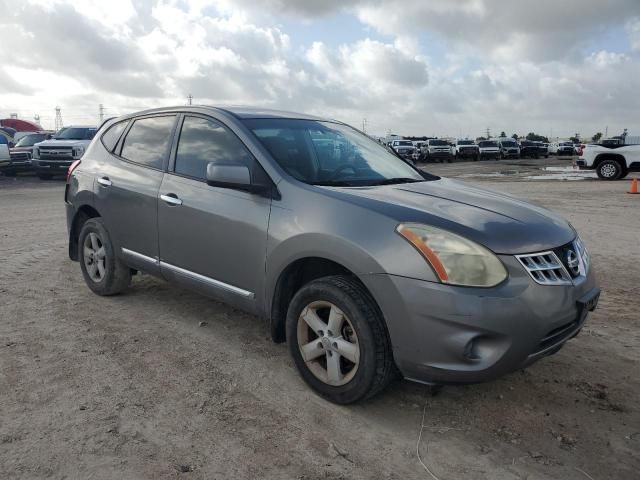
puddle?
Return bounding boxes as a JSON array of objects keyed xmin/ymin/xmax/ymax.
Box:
[{"xmin": 526, "ymin": 166, "xmax": 598, "ymax": 181}]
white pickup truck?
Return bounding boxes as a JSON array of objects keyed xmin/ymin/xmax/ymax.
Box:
[
  {"xmin": 578, "ymin": 138, "xmax": 640, "ymax": 180},
  {"xmin": 32, "ymin": 125, "xmax": 97, "ymax": 179}
]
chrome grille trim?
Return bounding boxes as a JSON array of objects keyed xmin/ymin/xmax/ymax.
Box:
[
  {"xmin": 517, "ymin": 238, "xmax": 590, "ymax": 286},
  {"xmin": 516, "ymin": 251, "xmax": 572, "ymax": 285}
]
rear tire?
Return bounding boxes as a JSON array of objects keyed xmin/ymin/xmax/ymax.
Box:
[
  {"xmin": 286, "ymin": 275, "xmax": 397, "ymax": 404},
  {"xmin": 596, "ymin": 160, "xmax": 624, "ymax": 180},
  {"xmin": 78, "ymin": 218, "xmax": 131, "ymax": 296}
]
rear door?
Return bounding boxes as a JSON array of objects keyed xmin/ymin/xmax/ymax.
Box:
[
  {"xmin": 157, "ymin": 114, "xmax": 272, "ymax": 313},
  {"xmin": 94, "ymin": 114, "xmax": 178, "ymax": 274}
]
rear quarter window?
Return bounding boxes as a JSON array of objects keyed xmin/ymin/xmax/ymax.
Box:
[{"xmin": 101, "ymin": 120, "xmax": 130, "ymax": 152}]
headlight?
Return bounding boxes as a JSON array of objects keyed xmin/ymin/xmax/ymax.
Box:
[
  {"xmin": 396, "ymin": 223, "xmax": 507, "ymax": 287},
  {"xmin": 72, "ymin": 146, "xmax": 85, "ymax": 159},
  {"xmin": 32, "ymin": 147, "xmax": 40, "ymax": 159}
]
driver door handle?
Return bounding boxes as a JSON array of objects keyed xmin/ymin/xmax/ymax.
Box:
[
  {"xmin": 97, "ymin": 176, "xmax": 112, "ymax": 187},
  {"xmin": 160, "ymin": 193, "xmax": 183, "ymax": 206}
]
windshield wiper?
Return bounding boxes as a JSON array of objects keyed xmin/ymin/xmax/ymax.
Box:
[
  {"xmin": 370, "ymin": 177, "xmax": 425, "ymax": 186},
  {"xmin": 311, "ymin": 180, "xmax": 358, "ymax": 186}
]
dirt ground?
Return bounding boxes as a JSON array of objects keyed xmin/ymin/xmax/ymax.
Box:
[{"xmin": 1, "ymin": 158, "xmax": 639, "ymax": 480}]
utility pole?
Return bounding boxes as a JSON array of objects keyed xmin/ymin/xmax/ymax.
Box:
[
  {"xmin": 54, "ymin": 106, "xmax": 63, "ymax": 131},
  {"xmin": 486, "ymin": 127, "xmax": 491, "ymax": 139},
  {"xmin": 99, "ymin": 104, "xmax": 105, "ymax": 123},
  {"xmin": 605, "ymin": 125, "xmax": 608, "ymax": 138},
  {"xmin": 362, "ymin": 118, "xmax": 367, "ymax": 134},
  {"xmin": 187, "ymin": 94, "xmax": 193, "ymax": 106}
]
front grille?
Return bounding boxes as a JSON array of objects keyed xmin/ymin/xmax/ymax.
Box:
[
  {"xmin": 39, "ymin": 148, "xmax": 73, "ymax": 160},
  {"xmin": 516, "ymin": 251, "xmax": 572, "ymax": 285},
  {"xmin": 10, "ymin": 152, "xmax": 31, "ymax": 161},
  {"xmin": 517, "ymin": 239, "xmax": 589, "ymax": 286}
]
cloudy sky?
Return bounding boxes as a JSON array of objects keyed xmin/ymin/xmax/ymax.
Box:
[{"xmin": 1, "ymin": 0, "xmax": 639, "ymax": 139}]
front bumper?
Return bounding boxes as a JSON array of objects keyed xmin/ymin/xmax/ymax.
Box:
[
  {"xmin": 480, "ymin": 151, "xmax": 500, "ymax": 158},
  {"xmin": 362, "ymin": 255, "xmax": 598, "ymax": 384},
  {"xmin": 457, "ymin": 149, "xmax": 479, "ymax": 157},
  {"xmin": 32, "ymin": 159, "xmax": 74, "ymax": 174}
]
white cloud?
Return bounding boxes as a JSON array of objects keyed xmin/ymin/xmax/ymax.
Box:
[{"xmin": 0, "ymin": 0, "xmax": 638, "ymax": 137}]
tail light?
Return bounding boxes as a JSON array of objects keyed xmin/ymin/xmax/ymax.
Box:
[
  {"xmin": 577, "ymin": 144, "xmax": 585, "ymax": 156},
  {"xmin": 67, "ymin": 160, "xmax": 81, "ymax": 182}
]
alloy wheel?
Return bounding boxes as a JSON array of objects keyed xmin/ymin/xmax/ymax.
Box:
[
  {"xmin": 83, "ymin": 232, "xmax": 107, "ymax": 282},
  {"xmin": 600, "ymin": 163, "xmax": 617, "ymax": 178},
  {"xmin": 297, "ymin": 301, "xmax": 360, "ymax": 386}
]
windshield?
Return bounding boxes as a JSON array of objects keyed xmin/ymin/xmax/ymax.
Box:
[
  {"xmin": 560, "ymin": 142, "xmax": 573, "ymax": 146},
  {"xmin": 244, "ymin": 119, "xmax": 428, "ymax": 186},
  {"xmin": 54, "ymin": 127, "xmax": 97, "ymax": 140},
  {"xmin": 15, "ymin": 134, "xmax": 48, "ymax": 147},
  {"xmin": 457, "ymin": 140, "xmax": 474, "ymax": 145},
  {"xmin": 501, "ymin": 141, "xmax": 517, "ymax": 147},
  {"xmin": 478, "ymin": 141, "xmax": 498, "ymax": 148},
  {"xmin": 397, "ymin": 141, "xmax": 413, "ymax": 147},
  {"xmin": 429, "ymin": 140, "xmax": 448, "ymax": 146}
]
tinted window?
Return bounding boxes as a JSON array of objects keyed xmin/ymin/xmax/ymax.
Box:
[
  {"xmin": 429, "ymin": 140, "xmax": 448, "ymax": 146},
  {"xmin": 0, "ymin": 136, "xmax": 8, "ymax": 145},
  {"xmin": 174, "ymin": 116, "xmax": 254, "ymax": 180},
  {"xmin": 101, "ymin": 120, "xmax": 129, "ymax": 152},
  {"xmin": 457, "ymin": 140, "xmax": 474, "ymax": 145},
  {"xmin": 479, "ymin": 141, "xmax": 498, "ymax": 147},
  {"xmin": 121, "ymin": 116, "xmax": 176, "ymax": 169}
]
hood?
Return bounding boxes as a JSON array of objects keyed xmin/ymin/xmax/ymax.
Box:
[
  {"xmin": 36, "ymin": 139, "xmax": 88, "ymax": 147},
  {"xmin": 328, "ymin": 178, "xmax": 575, "ymax": 254},
  {"xmin": 10, "ymin": 146, "xmax": 33, "ymax": 153}
]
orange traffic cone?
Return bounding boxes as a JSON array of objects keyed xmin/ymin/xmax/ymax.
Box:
[{"xmin": 629, "ymin": 178, "xmax": 639, "ymax": 194}]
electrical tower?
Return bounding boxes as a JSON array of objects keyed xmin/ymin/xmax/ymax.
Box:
[
  {"xmin": 55, "ymin": 106, "xmax": 64, "ymax": 131},
  {"xmin": 187, "ymin": 94, "xmax": 193, "ymax": 106},
  {"xmin": 486, "ymin": 127, "xmax": 491, "ymax": 139},
  {"xmin": 99, "ymin": 104, "xmax": 105, "ymax": 123}
]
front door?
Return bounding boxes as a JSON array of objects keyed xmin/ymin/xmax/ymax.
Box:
[{"xmin": 157, "ymin": 114, "xmax": 272, "ymax": 313}]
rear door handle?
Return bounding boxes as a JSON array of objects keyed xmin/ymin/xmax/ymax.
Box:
[
  {"xmin": 160, "ymin": 193, "xmax": 183, "ymax": 206},
  {"xmin": 97, "ymin": 177, "xmax": 112, "ymax": 187}
]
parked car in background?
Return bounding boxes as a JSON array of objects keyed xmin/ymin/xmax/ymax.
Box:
[
  {"xmin": 539, "ymin": 143, "xmax": 550, "ymax": 158},
  {"xmin": 478, "ymin": 140, "xmax": 500, "ymax": 160},
  {"xmin": 549, "ymin": 142, "xmax": 575, "ymax": 156},
  {"xmin": 425, "ymin": 138, "xmax": 454, "ymax": 162},
  {"xmin": 2, "ymin": 132, "xmax": 52, "ymax": 176},
  {"xmin": 454, "ymin": 139, "xmax": 480, "ymax": 161},
  {"xmin": 0, "ymin": 135, "xmax": 10, "ymax": 170},
  {"xmin": 498, "ymin": 139, "xmax": 520, "ymax": 159},
  {"xmin": 0, "ymin": 128, "xmax": 15, "ymax": 148},
  {"xmin": 519, "ymin": 140, "xmax": 540, "ymax": 158},
  {"xmin": 32, "ymin": 125, "xmax": 97, "ymax": 179},
  {"xmin": 389, "ymin": 140, "xmax": 415, "ymax": 161},
  {"xmin": 578, "ymin": 138, "xmax": 640, "ymax": 180},
  {"xmin": 65, "ymin": 105, "xmax": 599, "ymax": 404}
]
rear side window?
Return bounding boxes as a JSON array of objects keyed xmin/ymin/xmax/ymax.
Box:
[
  {"xmin": 121, "ymin": 116, "xmax": 176, "ymax": 169},
  {"xmin": 174, "ymin": 116, "xmax": 254, "ymax": 180},
  {"xmin": 101, "ymin": 120, "xmax": 129, "ymax": 152}
]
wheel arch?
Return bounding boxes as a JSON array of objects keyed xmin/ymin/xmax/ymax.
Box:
[
  {"xmin": 69, "ymin": 204, "xmax": 101, "ymax": 261},
  {"xmin": 594, "ymin": 153, "xmax": 627, "ymax": 169},
  {"xmin": 268, "ymin": 256, "xmax": 383, "ymax": 344}
]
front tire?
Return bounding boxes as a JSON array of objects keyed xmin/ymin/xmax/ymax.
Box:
[
  {"xmin": 596, "ymin": 160, "xmax": 624, "ymax": 180},
  {"xmin": 286, "ymin": 276, "xmax": 397, "ymax": 404},
  {"xmin": 79, "ymin": 218, "xmax": 131, "ymax": 296}
]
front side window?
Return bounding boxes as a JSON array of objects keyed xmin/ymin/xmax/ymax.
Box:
[
  {"xmin": 174, "ymin": 116, "xmax": 254, "ymax": 180},
  {"xmin": 101, "ymin": 120, "xmax": 129, "ymax": 152},
  {"xmin": 121, "ymin": 116, "xmax": 176, "ymax": 169},
  {"xmin": 244, "ymin": 118, "xmax": 428, "ymax": 186}
]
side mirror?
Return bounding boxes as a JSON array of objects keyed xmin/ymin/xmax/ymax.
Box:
[{"xmin": 206, "ymin": 162, "xmax": 269, "ymax": 194}]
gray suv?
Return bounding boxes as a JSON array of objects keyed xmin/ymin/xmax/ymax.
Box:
[{"xmin": 65, "ymin": 106, "xmax": 600, "ymax": 404}]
